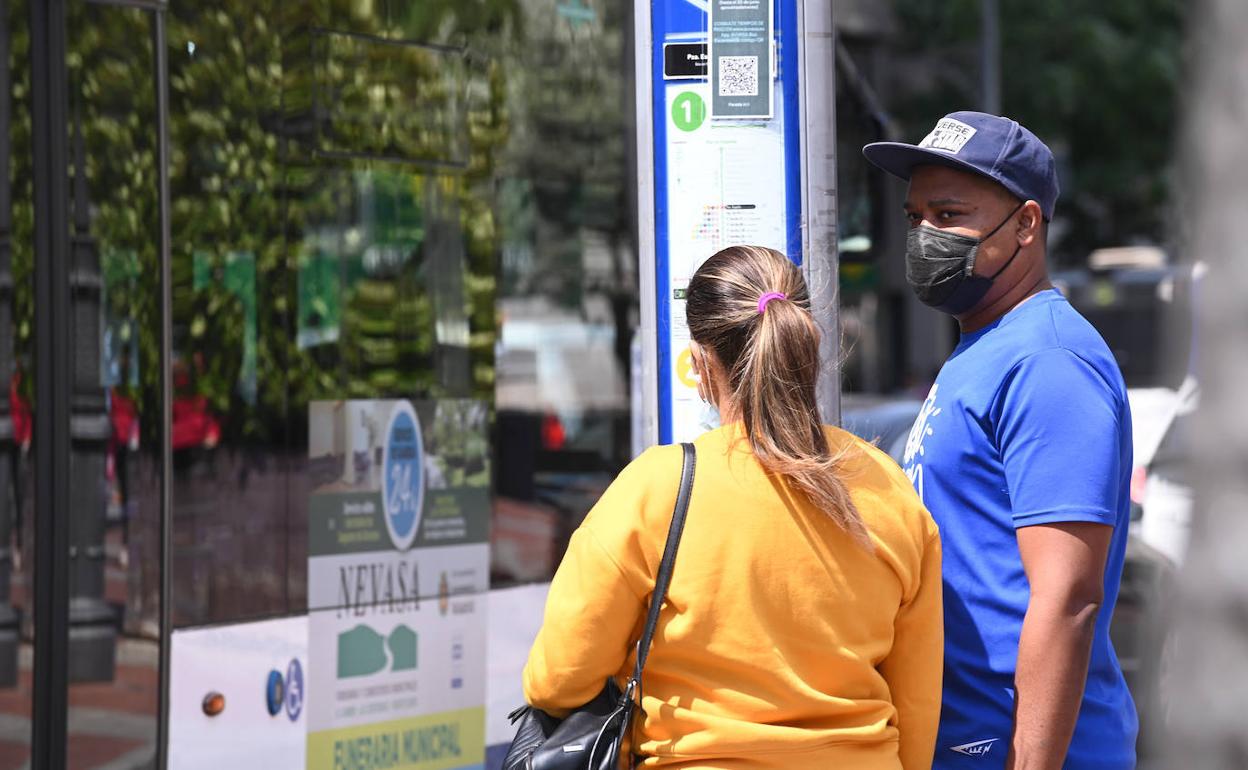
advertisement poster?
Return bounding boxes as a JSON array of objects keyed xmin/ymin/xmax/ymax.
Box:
[{"xmin": 307, "ymin": 399, "xmax": 490, "ymax": 770}]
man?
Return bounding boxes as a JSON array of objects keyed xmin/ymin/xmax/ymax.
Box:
[{"xmin": 863, "ymin": 112, "xmax": 1137, "ymax": 769}]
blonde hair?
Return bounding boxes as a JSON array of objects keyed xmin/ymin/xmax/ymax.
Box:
[{"xmin": 686, "ymin": 246, "xmax": 866, "ymax": 542}]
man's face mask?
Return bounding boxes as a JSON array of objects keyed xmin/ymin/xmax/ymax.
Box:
[{"xmin": 905, "ymin": 202, "xmax": 1025, "ymax": 315}]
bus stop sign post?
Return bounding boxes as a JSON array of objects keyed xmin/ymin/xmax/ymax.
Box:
[{"xmin": 636, "ymin": 0, "xmax": 840, "ymax": 448}]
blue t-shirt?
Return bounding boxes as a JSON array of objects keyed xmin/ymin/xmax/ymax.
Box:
[{"xmin": 903, "ymin": 289, "xmax": 1137, "ymax": 769}]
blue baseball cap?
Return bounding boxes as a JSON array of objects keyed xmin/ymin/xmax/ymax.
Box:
[{"xmin": 863, "ymin": 111, "xmax": 1060, "ymax": 220}]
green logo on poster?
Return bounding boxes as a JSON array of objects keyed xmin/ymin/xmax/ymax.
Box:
[
  {"xmin": 671, "ymin": 92, "xmax": 706, "ymax": 132},
  {"xmin": 337, "ymin": 624, "xmax": 419, "ymax": 679}
]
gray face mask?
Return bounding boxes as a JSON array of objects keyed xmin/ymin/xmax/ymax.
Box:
[{"xmin": 905, "ymin": 202, "xmax": 1024, "ymax": 315}]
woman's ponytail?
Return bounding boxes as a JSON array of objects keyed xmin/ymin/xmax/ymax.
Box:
[{"xmin": 686, "ymin": 246, "xmax": 867, "ymax": 542}]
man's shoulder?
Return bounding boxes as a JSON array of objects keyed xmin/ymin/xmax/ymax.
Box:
[
  {"xmin": 991, "ymin": 292, "xmax": 1124, "ymax": 389},
  {"xmin": 940, "ymin": 295, "xmax": 1061, "ymax": 393},
  {"xmin": 1029, "ymin": 296, "xmax": 1127, "ymax": 397},
  {"xmin": 936, "ymin": 292, "xmax": 1127, "ymax": 415}
]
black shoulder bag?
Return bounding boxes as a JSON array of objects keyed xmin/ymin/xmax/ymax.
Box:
[{"xmin": 503, "ymin": 442, "xmax": 697, "ymax": 770}]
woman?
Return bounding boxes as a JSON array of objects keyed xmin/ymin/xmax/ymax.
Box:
[{"xmin": 523, "ymin": 246, "xmax": 942, "ymax": 769}]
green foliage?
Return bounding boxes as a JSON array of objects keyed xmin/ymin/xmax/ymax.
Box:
[
  {"xmin": 495, "ymin": 1, "xmax": 633, "ymax": 304},
  {"xmin": 6, "ymin": 0, "xmax": 35, "ymax": 401},
  {"xmin": 890, "ymin": 0, "xmax": 1184, "ymax": 262},
  {"xmin": 4, "ymin": 0, "xmax": 520, "ymax": 446},
  {"xmin": 4, "ymin": 0, "xmax": 641, "ymax": 446}
]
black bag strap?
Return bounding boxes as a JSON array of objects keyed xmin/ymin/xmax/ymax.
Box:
[{"xmin": 625, "ymin": 442, "xmax": 695, "ymax": 690}]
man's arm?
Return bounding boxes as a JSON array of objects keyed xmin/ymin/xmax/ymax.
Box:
[
  {"xmin": 992, "ymin": 348, "xmax": 1128, "ymax": 767},
  {"xmin": 1008, "ymin": 521, "xmax": 1112, "ymax": 770}
]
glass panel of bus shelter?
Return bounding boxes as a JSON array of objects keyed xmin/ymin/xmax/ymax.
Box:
[
  {"xmin": 164, "ymin": 0, "xmax": 294, "ymax": 628},
  {"xmin": 489, "ymin": 0, "xmax": 638, "ymax": 589},
  {"xmin": 0, "ymin": 0, "xmax": 33, "ymax": 765},
  {"xmin": 163, "ymin": 0, "xmax": 638, "ymax": 624},
  {"xmin": 0, "ymin": 1, "xmax": 163, "ymax": 765},
  {"xmin": 283, "ymin": 0, "xmax": 500, "ymax": 624},
  {"xmin": 157, "ymin": 1, "xmax": 634, "ymax": 760},
  {"xmin": 61, "ymin": 3, "xmax": 163, "ymax": 767},
  {"xmin": 165, "ymin": 0, "xmax": 501, "ymax": 628},
  {"xmin": 284, "ymin": 6, "xmax": 500, "ymax": 761}
]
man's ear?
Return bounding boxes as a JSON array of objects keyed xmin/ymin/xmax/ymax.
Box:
[{"xmin": 1018, "ymin": 200, "xmax": 1044, "ymax": 247}]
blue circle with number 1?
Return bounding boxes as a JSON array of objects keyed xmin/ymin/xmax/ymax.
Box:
[{"xmin": 382, "ymin": 401, "xmax": 424, "ymax": 552}]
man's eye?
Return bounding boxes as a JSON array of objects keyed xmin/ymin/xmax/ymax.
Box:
[
  {"xmin": 905, "ymin": 212, "xmax": 921, "ymax": 224},
  {"xmin": 937, "ymin": 211, "xmax": 958, "ymax": 222}
]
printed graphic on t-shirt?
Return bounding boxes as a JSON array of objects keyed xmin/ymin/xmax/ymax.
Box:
[
  {"xmin": 903, "ymin": 384, "xmax": 942, "ymax": 501},
  {"xmin": 948, "ymin": 738, "xmax": 999, "ymax": 757}
]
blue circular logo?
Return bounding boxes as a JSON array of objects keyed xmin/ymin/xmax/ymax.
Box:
[
  {"xmin": 265, "ymin": 669, "xmax": 284, "ymax": 717},
  {"xmin": 382, "ymin": 401, "xmax": 424, "ymax": 551},
  {"xmin": 284, "ymin": 658, "xmax": 304, "ymax": 722}
]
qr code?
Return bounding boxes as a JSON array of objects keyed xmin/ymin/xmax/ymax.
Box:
[{"xmin": 718, "ymin": 55, "xmax": 759, "ymax": 97}]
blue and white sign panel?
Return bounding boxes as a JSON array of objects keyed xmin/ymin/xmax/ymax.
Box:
[{"xmin": 652, "ymin": 0, "xmax": 804, "ymax": 444}]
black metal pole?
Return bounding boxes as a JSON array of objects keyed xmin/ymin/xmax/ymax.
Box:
[
  {"xmin": 153, "ymin": 8, "xmax": 173, "ymax": 768},
  {"xmin": 67, "ymin": 89, "xmax": 116, "ymax": 686},
  {"xmin": 30, "ymin": 0, "xmax": 72, "ymax": 763}
]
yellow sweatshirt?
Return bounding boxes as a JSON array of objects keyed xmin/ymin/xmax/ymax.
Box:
[{"xmin": 523, "ymin": 425, "xmax": 942, "ymax": 770}]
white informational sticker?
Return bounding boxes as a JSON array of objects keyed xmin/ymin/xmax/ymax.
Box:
[
  {"xmin": 709, "ymin": 0, "xmax": 774, "ymax": 119},
  {"xmin": 168, "ymin": 616, "xmax": 309, "ymax": 768},
  {"xmin": 664, "ymin": 83, "xmax": 787, "ymax": 442}
]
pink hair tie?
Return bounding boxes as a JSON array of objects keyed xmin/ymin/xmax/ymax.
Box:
[{"xmin": 757, "ymin": 291, "xmax": 787, "ymax": 314}]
